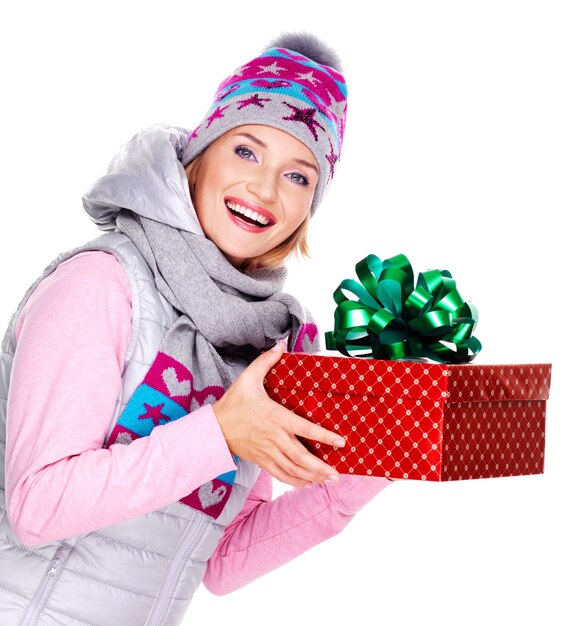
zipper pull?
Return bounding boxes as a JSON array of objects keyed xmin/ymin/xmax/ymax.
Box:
[{"xmin": 48, "ymin": 559, "xmax": 60, "ymax": 578}]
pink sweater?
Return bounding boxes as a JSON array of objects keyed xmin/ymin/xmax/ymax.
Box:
[{"xmin": 5, "ymin": 251, "xmax": 390, "ymax": 595}]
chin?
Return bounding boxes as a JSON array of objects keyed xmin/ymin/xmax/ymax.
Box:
[{"xmin": 219, "ymin": 246, "xmax": 250, "ymax": 268}]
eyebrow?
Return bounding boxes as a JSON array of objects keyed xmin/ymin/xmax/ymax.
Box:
[{"xmin": 233, "ymin": 132, "xmax": 319, "ymax": 175}]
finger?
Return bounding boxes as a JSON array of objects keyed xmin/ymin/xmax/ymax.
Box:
[
  {"xmin": 271, "ymin": 444, "xmax": 325, "ymax": 483},
  {"xmin": 262, "ymin": 459, "xmax": 310, "ymax": 488},
  {"xmin": 286, "ymin": 412, "xmax": 346, "ymax": 449},
  {"xmin": 279, "ymin": 434, "xmax": 340, "ymax": 482}
]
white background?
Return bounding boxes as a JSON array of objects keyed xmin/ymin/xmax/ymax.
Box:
[{"xmin": 1, "ymin": 2, "xmax": 584, "ymax": 625}]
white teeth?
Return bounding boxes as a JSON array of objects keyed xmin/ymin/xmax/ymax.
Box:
[{"xmin": 226, "ymin": 200, "xmax": 271, "ymax": 226}]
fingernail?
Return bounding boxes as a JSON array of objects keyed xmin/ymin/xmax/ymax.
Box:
[
  {"xmin": 334, "ymin": 438, "xmax": 346, "ymax": 447},
  {"xmin": 325, "ymin": 474, "xmax": 339, "ymax": 484},
  {"xmin": 271, "ymin": 342, "xmax": 282, "ymax": 352}
]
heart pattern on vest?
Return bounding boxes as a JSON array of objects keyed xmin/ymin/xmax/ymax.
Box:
[
  {"xmin": 162, "ymin": 367, "xmax": 191, "ymax": 397},
  {"xmin": 293, "ymin": 322, "xmax": 320, "ymax": 353},
  {"xmin": 115, "ymin": 431, "xmax": 133, "ymax": 445},
  {"xmin": 198, "ymin": 482, "xmax": 227, "ymax": 509},
  {"xmin": 190, "ymin": 385, "xmax": 225, "ymax": 412}
]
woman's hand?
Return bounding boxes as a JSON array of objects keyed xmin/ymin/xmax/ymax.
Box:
[{"xmin": 212, "ymin": 342, "xmax": 345, "ymax": 488}]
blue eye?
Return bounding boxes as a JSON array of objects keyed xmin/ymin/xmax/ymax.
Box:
[
  {"xmin": 235, "ymin": 145, "xmax": 256, "ymax": 161},
  {"xmin": 288, "ymin": 172, "xmax": 310, "ymax": 186}
]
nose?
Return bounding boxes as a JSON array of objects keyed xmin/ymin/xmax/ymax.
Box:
[{"xmin": 245, "ymin": 167, "xmax": 278, "ymax": 205}]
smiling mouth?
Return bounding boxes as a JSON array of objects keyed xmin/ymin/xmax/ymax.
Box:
[{"xmin": 225, "ymin": 199, "xmax": 275, "ymax": 228}]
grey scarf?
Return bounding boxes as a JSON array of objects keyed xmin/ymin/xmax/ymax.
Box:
[{"xmin": 115, "ymin": 209, "xmax": 318, "ymax": 394}]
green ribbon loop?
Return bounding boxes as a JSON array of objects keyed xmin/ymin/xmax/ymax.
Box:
[{"xmin": 325, "ymin": 253, "xmax": 482, "ymax": 363}]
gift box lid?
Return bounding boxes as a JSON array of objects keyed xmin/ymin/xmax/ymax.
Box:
[
  {"xmin": 265, "ymin": 353, "xmax": 551, "ymax": 404},
  {"xmin": 443, "ymin": 363, "xmax": 551, "ymax": 403}
]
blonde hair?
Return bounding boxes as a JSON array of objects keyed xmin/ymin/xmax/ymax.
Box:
[{"xmin": 184, "ymin": 155, "xmax": 311, "ymax": 272}]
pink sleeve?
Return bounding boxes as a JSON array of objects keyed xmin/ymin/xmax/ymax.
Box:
[
  {"xmin": 203, "ymin": 470, "xmax": 391, "ymax": 595},
  {"xmin": 5, "ymin": 251, "xmax": 237, "ymax": 548}
]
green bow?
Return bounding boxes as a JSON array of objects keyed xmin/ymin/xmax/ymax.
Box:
[{"xmin": 324, "ymin": 253, "xmax": 482, "ymax": 363}]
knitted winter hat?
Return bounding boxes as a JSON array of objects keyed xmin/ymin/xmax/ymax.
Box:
[{"xmin": 180, "ymin": 32, "xmax": 348, "ymax": 216}]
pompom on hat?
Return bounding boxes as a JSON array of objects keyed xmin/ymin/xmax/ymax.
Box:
[{"xmin": 180, "ymin": 32, "xmax": 348, "ymax": 216}]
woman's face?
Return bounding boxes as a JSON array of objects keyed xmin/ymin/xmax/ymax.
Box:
[{"xmin": 193, "ymin": 124, "xmax": 318, "ymax": 267}]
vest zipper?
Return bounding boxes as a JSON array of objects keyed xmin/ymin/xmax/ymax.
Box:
[
  {"xmin": 20, "ymin": 543, "xmax": 74, "ymax": 626},
  {"xmin": 145, "ymin": 513, "xmax": 206, "ymax": 626}
]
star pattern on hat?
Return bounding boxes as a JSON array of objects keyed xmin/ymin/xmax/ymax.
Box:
[
  {"xmin": 326, "ymin": 139, "xmax": 339, "ymax": 181},
  {"xmin": 259, "ymin": 61, "xmax": 287, "ymax": 75},
  {"xmin": 328, "ymin": 98, "xmax": 347, "ymax": 125},
  {"xmin": 237, "ymin": 94, "xmax": 272, "ymax": 109},
  {"xmin": 301, "ymin": 87, "xmax": 333, "ymax": 123},
  {"xmin": 296, "ymin": 70, "xmax": 321, "ymax": 86},
  {"xmin": 232, "ymin": 64, "xmax": 250, "ymax": 77},
  {"xmin": 251, "ymin": 78, "xmax": 292, "ymax": 90},
  {"xmin": 217, "ymin": 84, "xmax": 241, "ymax": 101},
  {"xmin": 188, "ymin": 124, "xmax": 201, "ymax": 141},
  {"xmin": 206, "ymin": 104, "xmax": 230, "ymax": 128},
  {"xmin": 282, "ymin": 102, "xmax": 325, "ymax": 141},
  {"xmin": 138, "ymin": 402, "xmax": 171, "ymax": 427}
]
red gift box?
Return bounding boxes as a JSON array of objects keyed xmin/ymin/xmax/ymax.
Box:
[{"xmin": 264, "ymin": 353, "xmax": 551, "ymax": 481}]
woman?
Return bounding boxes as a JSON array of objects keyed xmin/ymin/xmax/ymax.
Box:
[{"xmin": 0, "ymin": 32, "xmax": 390, "ymax": 625}]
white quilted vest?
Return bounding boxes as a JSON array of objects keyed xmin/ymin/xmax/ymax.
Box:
[{"xmin": 0, "ymin": 232, "xmax": 260, "ymax": 625}]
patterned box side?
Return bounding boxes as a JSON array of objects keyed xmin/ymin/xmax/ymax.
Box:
[
  {"xmin": 439, "ymin": 363, "xmax": 550, "ymax": 480},
  {"xmin": 441, "ymin": 400, "xmax": 547, "ymax": 480},
  {"xmin": 265, "ymin": 353, "xmax": 449, "ymax": 481}
]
